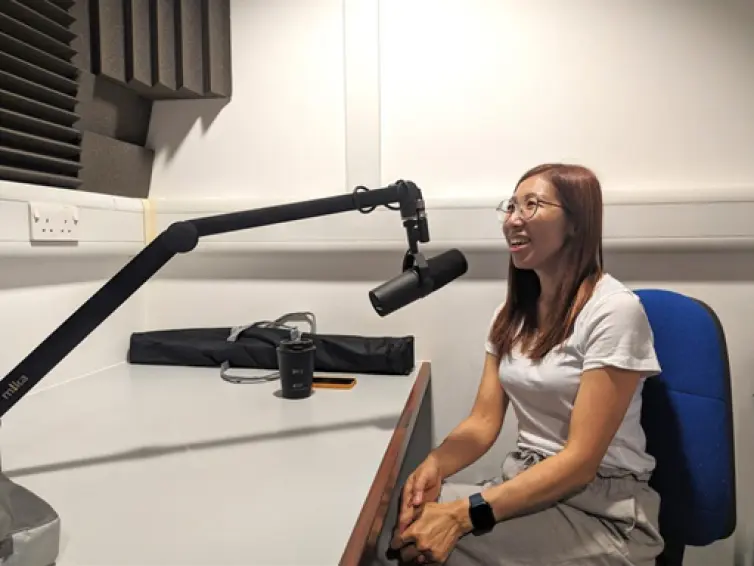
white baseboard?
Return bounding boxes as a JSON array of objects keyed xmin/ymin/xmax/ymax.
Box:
[
  {"xmin": 150, "ymin": 186, "xmax": 754, "ymax": 254},
  {"xmin": 5, "ymin": 182, "xmax": 751, "ymax": 258},
  {"xmin": 0, "ymin": 181, "xmax": 145, "ymax": 258}
]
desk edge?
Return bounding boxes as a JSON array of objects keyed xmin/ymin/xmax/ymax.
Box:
[{"xmin": 339, "ymin": 361, "xmax": 432, "ymax": 566}]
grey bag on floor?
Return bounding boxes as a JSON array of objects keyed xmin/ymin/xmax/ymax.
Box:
[{"xmin": 0, "ymin": 473, "xmax": 60, "ymax": 566}]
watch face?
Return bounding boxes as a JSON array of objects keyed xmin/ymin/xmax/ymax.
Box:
[{"xmin": 469, "ymin": 493, "xmax": 495, "ymax": 532}]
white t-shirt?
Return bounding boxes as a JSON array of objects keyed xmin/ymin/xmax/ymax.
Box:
[{"xmin": 485, "ymin": 273, "xmax": 661, "ymax": 474}]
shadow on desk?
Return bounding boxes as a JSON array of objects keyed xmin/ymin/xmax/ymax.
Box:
[
  {"xmin": 2, "ymin": 362, "xmax": 434, "ymax": 565},
  {"xmin": 5, "ymin": 414, "xmax": 399, "ymax": 479},
  {"xmin": 341, "ymin": 362, "xmax": 434, "ymax": 566}
]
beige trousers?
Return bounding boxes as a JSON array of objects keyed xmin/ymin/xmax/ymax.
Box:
[{"xmin": 375, "ymin": 449, "xmax": 664, "ymax": 565}]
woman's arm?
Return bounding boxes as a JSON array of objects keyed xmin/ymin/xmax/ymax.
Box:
[
  {"xmin": 430, "ymin": 353, "xmax": 509, "ymax": 479},
  {"xmin": 452, "ymin": 364, "xmax": 642, "ymax": 528}
]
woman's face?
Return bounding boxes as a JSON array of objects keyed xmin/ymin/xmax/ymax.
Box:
[{"xmin": 500, "ymin": 175, "xmax": 569, "ymax": 272}]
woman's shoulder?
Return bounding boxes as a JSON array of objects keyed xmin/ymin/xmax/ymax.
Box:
[
  {"xmin": 577, "ymin": 273, "xmax": 650, "ymax": 330},
  {"xmin": 588, "ymin": 273, "xmax": 640, "ymax": 303}
]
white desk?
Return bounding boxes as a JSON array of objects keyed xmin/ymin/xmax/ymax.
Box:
[{"xmin": 0, "ymin": 362, "xmax": 432, "ymax": 565}]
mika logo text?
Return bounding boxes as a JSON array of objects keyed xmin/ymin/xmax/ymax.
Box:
[{"xmin": 1, "ymin": 375, "xmax": 28, "ymax": 401}]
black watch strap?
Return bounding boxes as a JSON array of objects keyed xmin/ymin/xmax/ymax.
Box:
[{"xmin": 468, "ymin": 492, "xmax": 496, "ymax": 534}]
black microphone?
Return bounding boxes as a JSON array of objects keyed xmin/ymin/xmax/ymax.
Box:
[{"xmin": 369, "ymin": 249, "xmax": 468, "ymax": 316}]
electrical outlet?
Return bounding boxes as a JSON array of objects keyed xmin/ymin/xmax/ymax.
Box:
[{"xmin": 28, "ymin": 202, "xmax": 80, "ymax": 242}]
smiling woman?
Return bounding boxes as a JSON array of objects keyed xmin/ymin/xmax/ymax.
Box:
[
  {"xmin": 491, "ymin": 163, "xmax": 605, "ymax": 361},
  {"xmin": 374, "ymin": 163, "xmax": 666, "ymax": 566}
]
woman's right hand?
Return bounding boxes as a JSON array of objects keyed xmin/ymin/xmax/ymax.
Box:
[{"xmin": 397, "ymin": 454, "xmax": 444, "ymax": 533}]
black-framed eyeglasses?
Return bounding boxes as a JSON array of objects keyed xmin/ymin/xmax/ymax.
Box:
[{"xmin": 495, "ymin": 195, "xmax": 563, "ymax": 222}]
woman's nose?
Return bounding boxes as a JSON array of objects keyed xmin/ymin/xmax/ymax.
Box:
[{"xmin": 506, "ymin": 211, "xmax": 525, "ymax": 226}]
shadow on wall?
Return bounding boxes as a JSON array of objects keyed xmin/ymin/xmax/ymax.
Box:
[
  {"xmin": 5, "ymin": 248, "xmax": 749, "ymax": 295},
  {"xmin": 0, "ymin": 257, "xmax": 142, "ymax": 291},
  {"xmin": 156, "ymin": 249, "xmax": 754, "ymax": 284},
  {"xmin": 605, "ymin": 251, "xmax": 754, "ymax": 284},
  {"xmin": 146, "ymin": 98, "xmax": 229, "ymax": 162}
]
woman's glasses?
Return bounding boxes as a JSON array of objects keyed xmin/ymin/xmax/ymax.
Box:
[{"xmin": 495, "ymin": 196, "xmax": 563, "ymax": 223}]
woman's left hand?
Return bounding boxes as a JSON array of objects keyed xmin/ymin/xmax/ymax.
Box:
[{"xmin": 390, "ymin": 499, "xmax": 473, "ymax": 563}]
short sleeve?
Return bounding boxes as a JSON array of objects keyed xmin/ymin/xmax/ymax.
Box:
[
  {"xmin": 485, "ymin": 302, "xmax": 504, "ymax": 356},
  {"xmin": 581, "ymin": 292, "xmax": 662, "ymax": 378}
]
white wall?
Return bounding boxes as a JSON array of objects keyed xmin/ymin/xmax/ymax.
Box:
[
  {"xmin": 0, "ymin": 182, "xmax": 146, "ymax": 393},
  {"xmin": 145, "ymin": 1, "xmax": 754, "ymax": 564},
  {"xmin": 146, "ymin": 0, "xmax": 347, "ymax": 201},
  {"xmin": 147, "ymin": 0, "xmax": 754, "ymax": 200},
  {"xmin": 380, "ymin": 0, "xmax": 754, "ymax": 197}
]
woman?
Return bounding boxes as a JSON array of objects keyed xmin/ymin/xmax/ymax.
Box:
[{"xmin": 382, "ymin": 164, "xmax": 665, "ymax": 565}]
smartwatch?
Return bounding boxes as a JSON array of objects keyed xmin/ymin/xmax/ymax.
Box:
[{"xmin": 468, "ymin": 492, "xmax": 496, "ymax": 534}]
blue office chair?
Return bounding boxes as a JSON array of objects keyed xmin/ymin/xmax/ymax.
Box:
[{"xmin": 635, "ymin": 289, "xmax": 737, "ymax": 566}]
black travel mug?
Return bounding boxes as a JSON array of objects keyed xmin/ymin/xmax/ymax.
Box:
[{"xmin": 277, "ymin": 337, "xmax": 315, "ymax": 399}]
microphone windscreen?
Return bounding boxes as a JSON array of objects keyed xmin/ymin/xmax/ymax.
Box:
[{"xmin": 426, "ymin": 249, "xmax": 468, "ymax": 291}]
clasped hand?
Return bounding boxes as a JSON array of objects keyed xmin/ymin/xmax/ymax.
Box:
[
  {"xmin": 389, "ymin": 457, "xmax": 472, "ymax": 564},
  {"xmin": 391, "ymin": 500, "xmax": 470, "ymax": 564}
]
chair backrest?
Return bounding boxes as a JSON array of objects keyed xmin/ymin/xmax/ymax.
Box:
[{"xmin": 635, "ymin": 289, "xmax": 736, "ymax": 549}]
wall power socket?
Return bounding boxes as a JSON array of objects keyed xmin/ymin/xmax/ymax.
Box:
[{"xmin": 28, "ymin": 202, "xmax": 80, "ymax": 243}]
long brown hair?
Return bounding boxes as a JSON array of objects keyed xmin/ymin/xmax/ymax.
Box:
[{"xmin": 488, "ymin": 163, "xmax": 604, "ymax": 362}]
